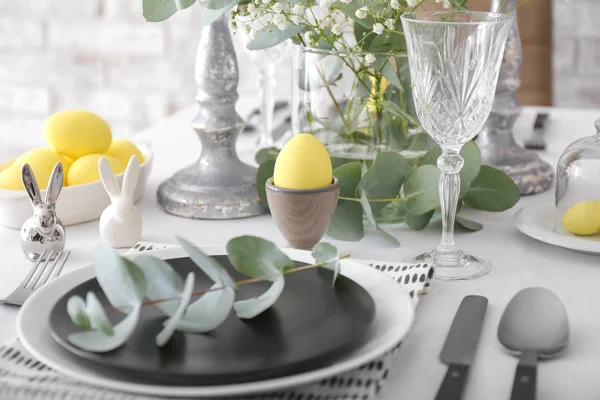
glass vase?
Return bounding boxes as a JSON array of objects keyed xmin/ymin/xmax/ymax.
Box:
[{"xmin": 291, "ymin": 46, "xmax": 428, "ymax": 162}]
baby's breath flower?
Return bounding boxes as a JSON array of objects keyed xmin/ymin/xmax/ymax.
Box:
[
  {"xmin": 319, "ymin": 0, "xmax": 333, "ymax": 10},
  {"xmin": 355, "ymin": 6, "xmax": 368, "ymax": 19},
  {"xmin": 391, "ymin": 0, "xmax": 401, "ymax": 9},
  {"xmin": 339, "ymin": 0, "xmax": 352, "ymax": 3},
  {"xmin": 272, "ymin": 3, "xmax": 283, "ymax": 13},
  {"xmin": 273, "ymin": 13, "xmax": 288, "ymax": 30},
  {"xmin": 291, "ymin": 15, "xmax": 302, "ymax": 24},
  {"xmin": 332, "ymin": 23, "xmax": 343, "ymax": 35},
  {"xmin": 292, "ymin": 3, "xmax": 305, "ymax": 14},
  {"xmin": 373, "ymin": 23, "xmax": 384, "ymax": 35},
  {"xmin": 442, "ymin": 0, "xmax": 451, "ymax": 8},
  {"xmin": 262, "ymin": 0, "xmax": 270, "ymax": 4},
  {"xmin": 365, "ymin": 53, "xmax": 376, "ymax": 65},
  {"xmin": 385, "ymin": 19, "xmax": 395, "ymax": 30}
]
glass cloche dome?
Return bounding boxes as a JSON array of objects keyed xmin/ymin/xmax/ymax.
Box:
[{"xmin": 555, "ymin": 118, "xmax": 600, "ymax": 235}]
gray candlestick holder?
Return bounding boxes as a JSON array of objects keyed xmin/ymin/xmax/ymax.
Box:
[
  {"xmin": 475, "ymin": 0, "xmax": 554, "ymax": 195},
  {"xmin": 157, "ymin": 13, "xmax": 267, "ymax": 219}
]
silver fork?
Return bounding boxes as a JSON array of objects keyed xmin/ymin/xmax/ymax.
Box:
[{"xmin": 0, "ymin": 250, "xmax": 70, "ymax": 306}]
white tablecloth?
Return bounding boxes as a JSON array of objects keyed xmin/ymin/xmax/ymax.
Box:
[{"xmin": 1, "ymin": 101, "xmax": 600, "ymax": 400}]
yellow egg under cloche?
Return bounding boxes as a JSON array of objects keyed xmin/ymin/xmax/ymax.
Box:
[
  {"xmin": 562, "ymin": 201, "xmax": 600, "ymax": 236},
  {"xmin": 15, "ymin": 148, "xmax": 69, "ymax": 186},
  {"xmin": 44, "ymin": 110, "xmax": 112, "ymax": 159},
  {"xmin": 106, "ymin": 139, "xmax": 144, "ymax": 166},
  {"xmin": 0, "ymin": 163, "xmax": 51, "ymax": 191},
  {"xmin": 68, "ymin": 154, "xmax": 125, "ymax": 186},
  {"xmin": 273, "ymin": 134, "xmax": 332, "ymax": 190}
]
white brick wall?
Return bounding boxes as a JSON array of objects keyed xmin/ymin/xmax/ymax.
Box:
[
  {"xmin": 10, "ymin": 0, "xmax": 591, "ymax": 143},
  {"xmin": 552, "ymin": 0, "xmax": 600, "ymax": 108}
]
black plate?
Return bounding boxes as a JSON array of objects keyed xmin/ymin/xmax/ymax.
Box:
[{"xmin": 49, "ymin": 256, "xmax": 375, "ymax": 385}]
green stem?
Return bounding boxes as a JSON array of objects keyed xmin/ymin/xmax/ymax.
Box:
[{"xmin": 104, "ymin": 255, "xmax": 351, "ymax": 313}]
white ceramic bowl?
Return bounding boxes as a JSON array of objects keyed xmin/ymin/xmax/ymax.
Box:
[{"xmin": 0, "ymin": 144, "xmax": 153, "ymax": 229}]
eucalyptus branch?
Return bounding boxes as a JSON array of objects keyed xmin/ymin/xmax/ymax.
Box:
[{"xmin": 104, "ymin": 254, "xmax": 351, "ymax": 313}]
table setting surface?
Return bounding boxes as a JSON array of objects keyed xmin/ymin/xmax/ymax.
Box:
[{"xmin": 1, "ymin": 99, "xmax": 600, "ymax": 399}]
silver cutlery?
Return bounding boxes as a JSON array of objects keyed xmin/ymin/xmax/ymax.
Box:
[
  {"xmin": 524, "ymin": 112, "xmax": 549, "ymax": 150},
  {"xmin": 434, "ymin": 295, "xmax": 488, "ymax": 400},
  {"xmin": 498, "ymin": 287, "xmax": 570, "ymax": 400},
  {"xmin": 243, "ymin": 100, "xmax": 288, "ymax": 133},
  {"xmin": 0, "ymin": 249, "xmax": 70, "ymax": 306}
]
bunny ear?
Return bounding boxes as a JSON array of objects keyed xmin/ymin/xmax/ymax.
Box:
[
  {"xmin": 98, "ymin": 157, "xmax": 120, "ymax": 199},
  {"xmin": 21, "ymin": 163, "xmax": 42, "ymax": 207},
  {"xmin": 122, "ymin": 155, "xmax": 140, "ymax": 199},
  {"xmin": 45, "ymin": 163, "xmax": 63, "ymax": 205}
]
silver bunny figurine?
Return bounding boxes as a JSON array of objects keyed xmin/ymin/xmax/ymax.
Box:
[{"xmin": 20, "ymin": 162, "xmax": 66, "ymax": 261}]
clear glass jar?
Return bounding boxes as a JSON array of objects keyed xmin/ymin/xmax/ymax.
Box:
[
  {"xmin": 290, "ymin": 45, "xmax": 427, "ymax": 161},
  {"xmin": 555, "ymin": 119, "xmax": 600, "ymax": 230}
]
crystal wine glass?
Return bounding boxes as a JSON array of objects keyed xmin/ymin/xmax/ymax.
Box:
[
  {"xmin": 400, "ymin": 11, "xmax": 514, "ymax": 280},
  {"xmin": 236, "ymin": 27, "xmax": 290, "ymax": 148}
]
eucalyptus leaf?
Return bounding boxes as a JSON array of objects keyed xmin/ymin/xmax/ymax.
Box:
[
  {"xmin": 142, "ymin": 0, "xmax": 181, "ymax": 22},
  {"xmin": 256, "ymin": 159, "xmax": 276, "ymax": 208},
  {"xmin": 312, "ymin": 242, "xmax": 340, "ymax": 286},
  {"xmin": 354, "ymin": 20, "xmax": 376, "ymax": 50},
  {"xmin": 234, "ymin": 275, "xmax": 284, "ymax": 319},
  {"xmin": 404, "ymin": 165, "xmax": 441, "ymax": 215},
  {"xmin": 206, "ymin": 0, "xmax": 231, "ymax": 9},
  {"xmin": 177, "ymin": 236, "xmax": 236, "ymax": 288},
  {"xmin": 156, "ymin": 273, "xmax": 195, "ymax": 347},
  {"xmin": 135, "ymin": 255, "xmax": 184, "ymax": 316},
  {"xmin": 227, "ymin": 236, "xmax": 295, "ymax": 278},
  {"xmin": 334, "ymin": 162, "xmax": 362, "ymax": 198},
  {"xmin": 67, "ymin": 303, "xmax": 141, "ymax": 353},
  {"xmin": 169, "ymin": 283, "xmax": 235, "ymax": 333},
  {"xmin": 455, "ymin": 216, "xmax": 483, "ymax": 232},
  {"xmin": 360, "ymin": 190, "xmax": 400, "ymax": 246},
  {"xmin": 93, "ymin": 243, "xmax": 147, "ymax": 312},
  {"xmin": 331, "ymin": 157, "xmax": 354, "ymax": 170},
  {"xmin": 200, "ymin": 0, "xmax": 240, "ymax": 26},
  {"xmin": 247, "ymin": 24, "xmax": 310, "ymax": 51},
  {"xmin": 339, "ymin": 1, "xmax": 374, "ymax": 29},
  {"xmin": 359, "ymin": 152, "xmax": 409, "ymax": 212},
  {"xmin": 464, "ymin": 166, "xmax": 520, "ymax": 211},
  {"xmin": 382, "ymin": 100, "xmax": 419, "ymax": 127},
  {"xmin": 380, "ymin": 62, "xmax": 403, "ymax": 91},
  {"xmin": 67, "ymin": 295, "xmax": 89, "ymax": 330},
  {"xmin": 406, "ymin": 210, "xmax": 435, "ymax": 230},
  {"xmin": 255, "ymin": 147, "xmax": 279, "ymax": 165},
  {"xmin": 86, "ymin": 292, "xmax": 114, "ymax": 336},
  {"xmin": 326, "ymin": 201, "xmax": 364, "ymax": 241},
  {"xmin": 298, "ymin": 54, "xmax": 343, "ymax": 92}
]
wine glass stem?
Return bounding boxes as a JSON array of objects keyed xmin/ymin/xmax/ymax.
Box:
[
  {"xmin": 258, "ymin": 64, "xmax": 276, "ymax": 148},
  {"xmin": 436, "ymin": 148, "xmax": 464, "ymax": 267}
]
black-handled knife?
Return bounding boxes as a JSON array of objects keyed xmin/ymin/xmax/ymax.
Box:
[{"xmin": 434, "ymin": 295, "xmax": 488, "ymax": 400}]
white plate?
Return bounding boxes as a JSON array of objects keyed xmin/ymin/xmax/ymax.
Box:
[
  {"xmin": 17, "ymin": 246, "xmax": 414, "ymax": 398},
  {"xmin": 514, "ymin": 202, "xmax": 600, "ymax": 255},
  {"xmin": 0, "ymin": 143, "xmax": 153, "ymax": 229}
]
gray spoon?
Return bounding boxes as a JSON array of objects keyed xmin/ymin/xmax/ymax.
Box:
[{"xmin": 498, "ymin": 287, "xmax": 570, "ymax": 400}]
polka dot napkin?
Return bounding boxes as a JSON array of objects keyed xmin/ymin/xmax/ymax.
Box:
[{"xmin": 0, "ymin": 242, "xmax": 434, "ymax": 400}]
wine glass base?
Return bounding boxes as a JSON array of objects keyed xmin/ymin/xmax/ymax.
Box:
[{"xmin": 403, "ymin": 250, "xmax": 492, "ymax": 281}]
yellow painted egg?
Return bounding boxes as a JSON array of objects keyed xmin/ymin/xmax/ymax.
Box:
[
  {"xmin": 562, "ymin": 201, "xmax": 600, "ymax": 236},
  {"xmin": 0, "ymin": 158, "xmax": 13, "ymax": 172},
  {"xmin": 44, "ymin": 110, "xmax": 112, "ymax": 159},
  {"xmin": 68, "ymin": 154, "xmax": 125, "ymax": 186},
  {"xmin": 106, "ymin": 139, "xmax": 144, "ymax": 166},
  {"xmin": 15, "ymin": 148, "xmax": 69, "ymax": 186},
  {"xmin": 0, "ymin": 164, "xmax": 51, "ymax": 190},
  {"xmin": 273, "ymin": 133, "xmax": 332, "ymax": 189}
]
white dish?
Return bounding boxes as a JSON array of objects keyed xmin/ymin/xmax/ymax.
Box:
[
  {"xmin": 514, "ymin": 202, "xmax": 600, "ymax": 255},
  {"xmin": 17, "ymin": 246, "xmax": 414, "ymax": 398},
  {"xmin": 0, "ymin": 144, "xmax": 153, "ymax": 229}
]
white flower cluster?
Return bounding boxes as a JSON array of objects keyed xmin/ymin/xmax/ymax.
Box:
[{"xmin": 232, "ymin": 0, "xmax": 446, "ymax": 51}]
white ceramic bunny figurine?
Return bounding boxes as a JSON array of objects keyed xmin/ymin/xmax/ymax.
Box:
[
  {"xmin": 20, "ymin": 162, "xmax": 66, "ymax": 261},
  {"xmin": 98, "ymin": 155, "xmax": 142, "ymax": 248}
]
